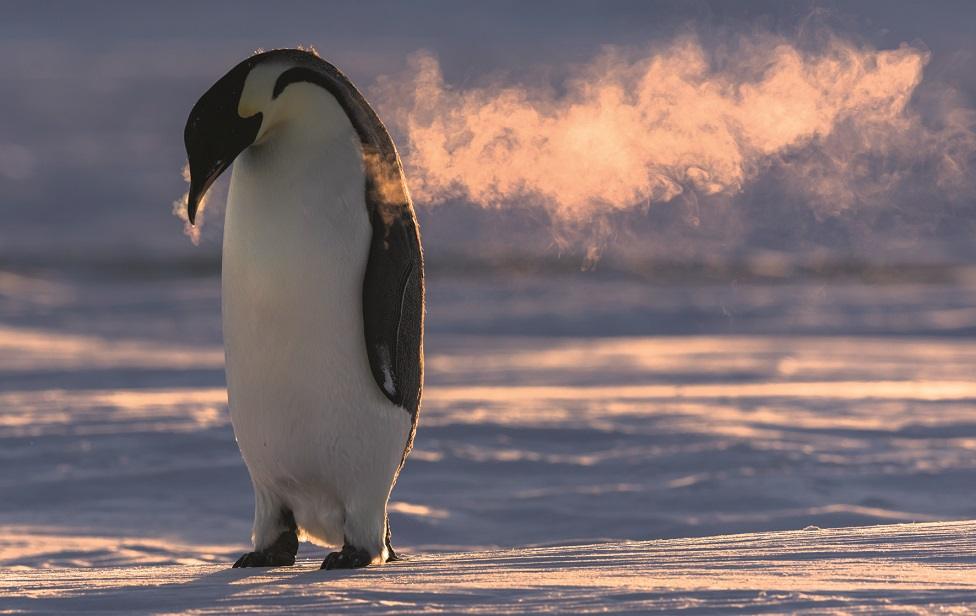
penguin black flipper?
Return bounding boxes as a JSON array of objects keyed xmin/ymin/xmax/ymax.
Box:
[{"xmin": 361, "ymin": 190, "xmax": 424, "ymax": 421}]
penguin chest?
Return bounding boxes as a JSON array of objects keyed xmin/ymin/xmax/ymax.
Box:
[{"xmin": 220, "ymin": 140, "xmax": 392, "ymax": 485}]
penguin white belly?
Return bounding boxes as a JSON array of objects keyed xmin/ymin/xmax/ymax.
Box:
[{"xmin": 221, "ymin": 122, "xmax": 410, "ymax": 551}]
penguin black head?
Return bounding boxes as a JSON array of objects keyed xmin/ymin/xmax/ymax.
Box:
[
  {"xmin": 184, "ymin": 55, "xmax": 264, "ymax": 225},
  {"xmin": 184, "ymin": 49, "xmax": 406, "ymax": 225},
  {"xmin": 184, "ymin": 49, "xmax": 333, "ymax": 225}
]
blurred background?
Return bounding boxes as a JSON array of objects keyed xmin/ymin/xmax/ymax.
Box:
[{"xmin": 2, "ymin": 0, "xmax": 976, "ymax": 567}]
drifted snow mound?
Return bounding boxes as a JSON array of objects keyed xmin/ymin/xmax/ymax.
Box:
[{"xmin": 4, "ymin": 521, "xmax": 975, "ymax": 614}]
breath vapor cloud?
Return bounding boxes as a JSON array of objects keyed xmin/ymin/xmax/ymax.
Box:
[{"xmin": 374, "ymin": 34, "xmax": 976, "ymax": 256}]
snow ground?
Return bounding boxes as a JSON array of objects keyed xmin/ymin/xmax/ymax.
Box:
[
  {"xmin": 1, "ymin": 270, "xmax": 975, "ymax": 612},
  {"xmin": 4, "ymin": 521, "xmax": 975, "ymax": 614}
]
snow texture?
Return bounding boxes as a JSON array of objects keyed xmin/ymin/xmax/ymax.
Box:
[
  {"xmin": 3, "ymin": 521, "xmax": 975, "ymax": 614},
  {"xmin": 1, "ymin": 270, "xmax": 975, "ymax": 613}
]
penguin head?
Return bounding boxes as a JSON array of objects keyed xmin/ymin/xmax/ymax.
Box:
[
  {"xmin": 185, "ymin": 49, "xmax": 404, "ymax": 225},
  {"xmin": 184, "ymin": 55, "xmax": 262, "ymax": 225},
  {"xmin": 184, "ymin": 49, "xmax": 348, "ymax": 225}
]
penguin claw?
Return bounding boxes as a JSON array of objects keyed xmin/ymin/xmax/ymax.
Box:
[
  {"xmin": 233, "ymin": 550, "xmax": 296, "ymax": 568},
  {"xmin": 320, "ymin": 545, "xmax": 372, "ymax": 570}
]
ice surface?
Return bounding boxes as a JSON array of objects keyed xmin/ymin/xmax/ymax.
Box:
[
  {"xmin": 3, "ymin": 522, "xmax": 975, "ymax": 613},
  {"xmin": 1, "ymin": 270, "xmax": 974, "ymax": 612}
]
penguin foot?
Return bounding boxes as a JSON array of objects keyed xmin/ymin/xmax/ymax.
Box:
[
  {"xmin": 233, "ymin": 549, "xmax": 296, "ymax": 568},
  {"xmin": 233, "ymin": 525, "xmax": 298, "ymax": 568},
  {"xmin": 320, "ymin": 545, "xmax": 372, "ymax": 570}
]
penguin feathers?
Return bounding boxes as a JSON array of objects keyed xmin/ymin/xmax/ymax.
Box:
[{"xmin": 183, "ymin": 49, "xmax": 424, "ymax": 566}]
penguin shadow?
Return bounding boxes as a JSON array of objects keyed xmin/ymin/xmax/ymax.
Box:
[
  {"xmin": 217, "ymin": 550, "xmax": 418, "ymax": 587},
  {"xmin": 263, "ymin": 552, "xmax": 418, "ymax": 589},
  {"xmin": 19, "ymin": 556, "xmax": 417, "ymax": 614}
]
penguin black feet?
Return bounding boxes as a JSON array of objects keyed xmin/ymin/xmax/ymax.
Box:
[
  {"xmin": 233, "ymin": 514, "xmax": 299, "ymax": 568},
  {"xmin": 320, "ymin": 544, "xmax": 372, "ymax": 570},
  {"xmin": 233, "ymin": 548, "xmax": 296, "ymax": 568}
]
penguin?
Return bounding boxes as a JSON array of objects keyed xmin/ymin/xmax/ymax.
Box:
[{"xmin": 183, "ymin": 49, "xmax": 423, "ymax": 570}]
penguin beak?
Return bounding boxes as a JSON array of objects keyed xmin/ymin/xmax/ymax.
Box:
[
  {"xmin": 184, "ymin": 60, "xmax": 263, "ymax": 226},
  {"xmin": 186, "ymin": 157, "xmax": 231, "ymax": 226}
]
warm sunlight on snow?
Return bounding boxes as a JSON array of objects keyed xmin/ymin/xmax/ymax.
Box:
[{"xmin": 4, "ymin": 522, "xmax": 974, "ymax": 612}]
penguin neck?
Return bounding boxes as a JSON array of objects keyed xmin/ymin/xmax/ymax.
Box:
[
  {"xmin": 259, "ymin": 84, "xmax": 361, "ymax": 159},
  {"xmin": 225, "ymin": 82, "xmax": 369, "ymax": 268},
  {"xmin": 230, "ymin": 83, "xmax": 367, "ymax": 224}
]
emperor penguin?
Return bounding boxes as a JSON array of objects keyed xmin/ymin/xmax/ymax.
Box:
[{"xmin": 183, "ymin": 49, "xmax": 423, "ymax": 570}]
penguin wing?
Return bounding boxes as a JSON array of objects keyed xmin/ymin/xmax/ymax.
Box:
[{"xmin": 362, "ymin": 185, "xmax": 424, "ymax": 419}]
